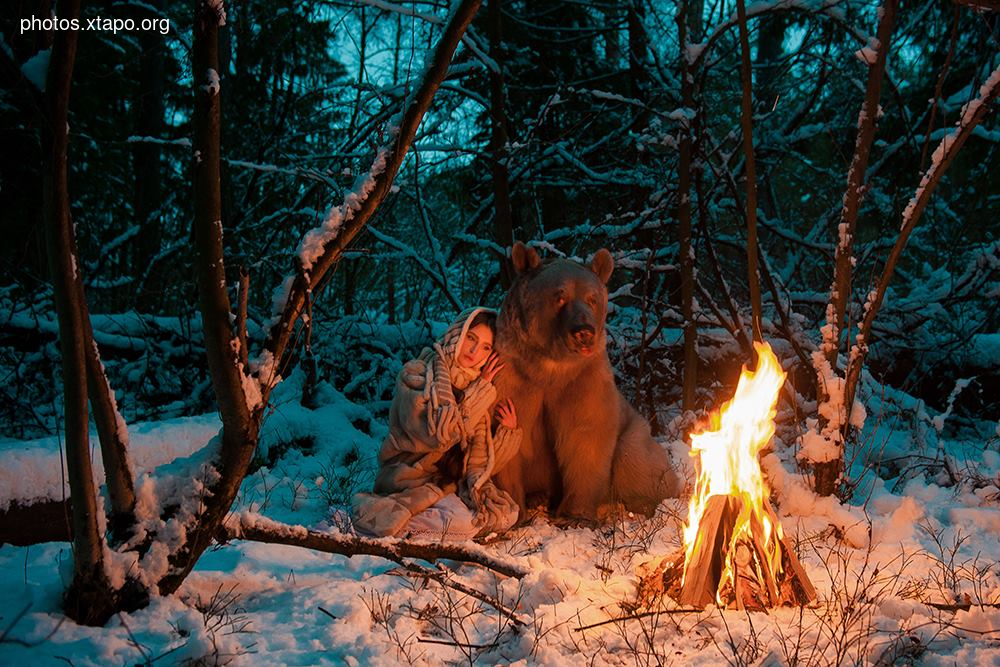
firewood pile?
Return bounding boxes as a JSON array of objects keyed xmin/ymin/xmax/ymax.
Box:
[{"xmin": 660, "ymin": 495, "xmax": 816, "ymax": 610}]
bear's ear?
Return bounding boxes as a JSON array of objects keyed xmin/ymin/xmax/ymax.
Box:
[
  {"xmin": 590, "ymin": 248, "xmax": 614, "ymax": 284},
  {"xmin": 511, "ymin": 241, "xmax": 542, "ymax": 275}
]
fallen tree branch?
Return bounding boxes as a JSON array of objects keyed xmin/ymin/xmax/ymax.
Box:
[
  {"xmin": 0, "ymin": 499, "xmax": 72, "ymax": 545},
  {"xmin": 923, "ymin": 601, "xmax": 1000, "ymax": 612},
  {"xmin": 389, "ymin": 562, "xmax": 528, "ymax": 627},
  {"xmin": 417, "ymin": 638, "xmax": 490, "ymax": 648},
  {"xmin": 574, "ymin": 607, "xmax": 704, "ymax": 632},
  {"xmin": 220, "ymin": 513, "xmax": 528, "ymax": 579}
]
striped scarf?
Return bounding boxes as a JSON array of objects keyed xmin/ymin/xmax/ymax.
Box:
[{"xmin": 418, "ymin": 306, "xmax": 494, "ymax": 414}]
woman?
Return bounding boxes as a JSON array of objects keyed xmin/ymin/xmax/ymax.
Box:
[{"xmin": 352, "ymin": 307, "xmax": 522, "ymax": 540}]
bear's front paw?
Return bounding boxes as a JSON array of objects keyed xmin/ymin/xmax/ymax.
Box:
[
  {"xmin": 595, "ymin": 501, "xmax": 625, "ymax": 524},
  {"xmin": 550, "ymin": 514, "xmax": 599, "ymax": 530},
  {"xmin": 553, "ymin": 501, "xmax": 622, "ymax": 528}
]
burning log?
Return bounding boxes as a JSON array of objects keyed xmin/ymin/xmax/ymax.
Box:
[
  {"xmin": 663, "ymin": 495, "xmax": 816, "ymax": 609},
  {"xmin": 660, "ymin": 342, "xmax": 817, "ymax": 610},
  {"xmin": 676, "ymin": 495, "xmax": 740, "ymax": 607}
]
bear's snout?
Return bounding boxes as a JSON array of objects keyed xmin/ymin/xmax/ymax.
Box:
[{"xmin": 571, "ymin": 324, "xmax": 596, "ymax": 348}]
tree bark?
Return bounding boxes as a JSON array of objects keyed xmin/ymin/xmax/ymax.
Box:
[
  {"xmin": 158, "ymin": 0, "xmax": 258, "ymax": 595},
  {"xmin": 628, "ymin": 0, "xmax": 649, "ymax": 126},
  {"xmin": 812, "ymin": 0, "xmax": 898, "ymax": 497},
  {"xmin": 42, "ymin": 0, "xmax": 117, "ymax": 626},
  {"xmin": 677, "ymin": 1, "xmax": 698, "ymax": 412},
  {"xmin": 0, "ymin": 499, "xmax": 71, "ymax": 545},
  {"xmin": 83, "ymin": 321, "xmax": 137, "ymax": 545},
  {"xmin": 222, "ymin": 516, "xmax": 528, "ymax": 579},
  {"xmin": 162, "ymin": 0, "xmax": 483, "ymax": 596},
  {"xmin": 823, "ymin": 0, "xmax": 897, "ymax": 370},
  {"xmin": 735, "ymin": 0, "xmax": 763, "ymax": 345},
  {"xmin": 686, "ymin": 0, "xmax": 703, "ymax": 39},
  {"xmin": 487, "ymin": 0, "xmax": 515, "ymax": 287}
]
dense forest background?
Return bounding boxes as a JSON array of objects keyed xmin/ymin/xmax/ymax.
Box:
[{"xmin": 1, "ymin": 0, "xmax": 997, "ymax": 449}]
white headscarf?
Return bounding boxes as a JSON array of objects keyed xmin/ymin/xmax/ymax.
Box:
[{"xmin": 429, "ymin": 306, "xmax": 497, "ymax": 391}]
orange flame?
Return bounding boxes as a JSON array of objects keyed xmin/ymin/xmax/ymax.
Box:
[{"xmin": 681, "ymin": 341, "xmax": 787, "ymax": 605}]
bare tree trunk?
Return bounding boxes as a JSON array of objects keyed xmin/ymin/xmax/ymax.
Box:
[
  {"xmin": 601, "ymin": 3, "xmax": 621, "ymax": 65},
  {"xmin": 735, "ymin": 0, "xmax": 763, "ymax": 344},
  {"xmin": 487, "ymin": 0, "xmax": 515, "ymax": 287},
  {"xmin": 823, "ymin": 0, "xmax": 897, "ymax": 370},
  {"xmin": 628, "ymin": 0, "xmax": 649, "ymax": 127},
  {"xmin": 686, "ymin": 0, "xmax": 703, "ymax": 38},
  {"xmin": 752, "ymin": 12, "xmax": 787, "ymax": 223},
  {"xmin": 83, "ymin": 319, "xmax": 137, "ymax": 545},
  {"xmin": 158, "ymin": 0, "xmax": 257, "ymax": 595},
  {"xmin": 42, "ymin": 0, "xmax": 116, "ymax": 626},
  {"xmin": 191, "ymin": 0, "xmax": 252, "ymax": 453},
  {"xmin": 677, "ymin": 1, "xmax": 698, "ymax": 412},
  {"xmin": 133, "ymin": 0, "xmax": 166, "ymax": 312},
  {"xmin": 812, "ymin": 0, "xmax": 897, "ymax": 497}
]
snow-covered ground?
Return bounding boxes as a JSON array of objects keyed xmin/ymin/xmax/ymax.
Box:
[{"xmin": 3, "ymin": 375, "xmax": 1000, "ymax": 665}]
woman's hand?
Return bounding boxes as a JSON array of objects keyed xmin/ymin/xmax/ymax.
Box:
[
  {"xmin": 495, "ymin": 398, "xmax": 517, "ymax": 429},
  {"xmin": 480, "ymin": 352, "xmax": 504, "ymax": 383}
]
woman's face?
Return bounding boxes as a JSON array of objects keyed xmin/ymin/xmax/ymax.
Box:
[{"xmin": 458, "ymin": 323, "xmax": 494, "ymax": 369}]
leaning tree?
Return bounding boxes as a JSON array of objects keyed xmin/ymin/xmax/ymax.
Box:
[{"xmin": 40, "ymin": 0, "xmax": 522, "ymax": 625}]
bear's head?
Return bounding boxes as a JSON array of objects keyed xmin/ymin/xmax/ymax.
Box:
[{"xmin": 498, "ymin": 242, "xmax": 614, "ymax": 364}]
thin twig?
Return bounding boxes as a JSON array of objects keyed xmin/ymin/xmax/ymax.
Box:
[
  {"xmin": 389, "ymin": 562, "xmax": 528, "ymax": 627},
  {"xmin": 417, "ymin": 638, "xmax": 490, "ymax": 648},
  {"xmin": 0, "ymin": 602, "xmax": 66, "ymax": 648},
  {"xmin": 574, "ymin": 607, "xmax": 704, "ymax": 632}
]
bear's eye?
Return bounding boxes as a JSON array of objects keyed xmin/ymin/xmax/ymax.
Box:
[{"xmin": 554, "ymin": 292, "xmax": 566, "ymax": 306}]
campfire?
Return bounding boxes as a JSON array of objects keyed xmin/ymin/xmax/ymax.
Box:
[{"xmin": 664, "ymin": 342, "xmax": 816, "ymax": 610}]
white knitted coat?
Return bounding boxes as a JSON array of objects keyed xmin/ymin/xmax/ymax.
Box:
[{"xmin": 352, "ymin": 308, "xmax": 522, "ymax": 538}]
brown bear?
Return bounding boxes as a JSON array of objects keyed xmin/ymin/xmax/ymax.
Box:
[{"xmin": 492, "ymin": 242, "xmax": 682, "ymax": 521}]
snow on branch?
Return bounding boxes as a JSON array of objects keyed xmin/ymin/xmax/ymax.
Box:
[
  {"xmin": 822, "ymin": 0, "xmax": 896, "ymax": 364},
  {"xmin": 259, "ymin": 0, "xmax": 482, "ymax": 402},
  {"xmin": 901, "ymin": 64, "xmax": 1000, "ymax": 232},
  {"xmin": 295, "ymin": 145, "xmax": 390, "ymax": 273},
  {"xmin": 222, "ymin": 512, "xmax": 528, "ymax": 579},
  {"xmin": 841, "ymin": 61, "xmax": 1000, "ymax": 427}
]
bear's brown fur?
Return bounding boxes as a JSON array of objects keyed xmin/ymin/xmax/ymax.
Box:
[{"xmin": 493, "ymin": 242, "xmax": 682, "ymax": 521}]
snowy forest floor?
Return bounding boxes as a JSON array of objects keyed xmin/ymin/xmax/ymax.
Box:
[{"xmin": 2, "ymin": 374, "xmax": 1000, "ymax": 666}]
